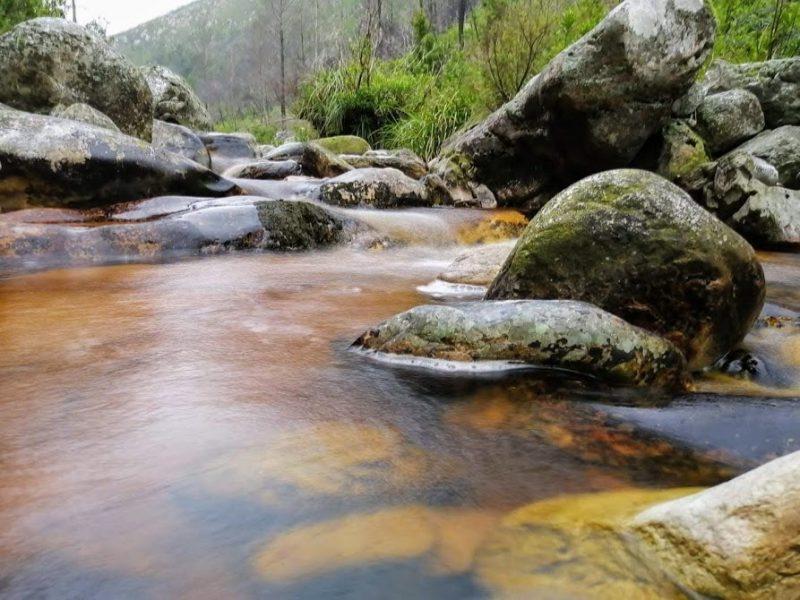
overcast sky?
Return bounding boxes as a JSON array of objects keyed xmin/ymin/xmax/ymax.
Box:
[{"xmin": 73, "ymin": 0, "xmax": 197, "ymax": 35}]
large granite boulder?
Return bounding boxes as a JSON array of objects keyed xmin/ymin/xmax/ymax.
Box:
[
  {"xmin": 656, "ymin": 119, "xmax": 711, "ymax": 182},
  {"xmin": 430, "ymin": 0, "xmax": 715, "ymax": 209},
  {"xmin": 0, "ymin": 107, "xmax": 238, "ymax": 211},
  {"xmin": 695, "ymin": 89, "xmax": 765, "ymax": 155},
  {"xmin": 703, "ymin": 58, "xmax": 800, "ymax": 128},
  {"xmin": 142, "ymin": 65, "xmax": 212, "ymax": 131},
  {"xmin": 634, "ymin": 450, "xmax": 800, "ymax": 599},
  {"xmin": 353, "ymin": 300, "xmax": 690, "ymax": 389},
  {"xmin": 0, "ymin": 18, "xmax": 153, "ymax": 140},
  {"xmin": 341, "ymin": 149, "xmax": 429, "ymax": 180},
  {"xmin": 731, "ymin": 184, "xmax": 800, "ymax": 247},
  {"xmin": 50, "ymin": 103, "xmax": 120, "ymax": 132},
  {"xmin": 486, "ymin": 170, "xmax": 765, "ymax": 370},
  {"xmin": 200, "ymin": 132, "xmax": 257, "ymax": 174},
  {"xmin": 315, "ymin": 135, "xmax": 371, "ymax": 155},
  {"xmin": 152, "ymin": 120, "xmax": 211, "ymax": 168},
  {"xmin": 726, "ymin": 126, "xmax": 800, "ymax": 188},
  {"xmin": 319, "ymin": 168, "xmax": 450, "ymax": 208}
]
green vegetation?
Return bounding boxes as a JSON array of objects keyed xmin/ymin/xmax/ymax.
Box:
[
  {"xmin": 711, "ymin": 0, "xmax": 800, "ymax": 62},
  {"xmin": 0, "ymin": 0, "xmax": 64, "ymax": 34},
  {"xmin": 214, "ymin": 112, "xmax": 316, "ymax": 144}
]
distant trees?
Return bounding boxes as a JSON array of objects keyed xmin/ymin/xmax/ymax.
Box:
[{"xmin": 0, "ymin": 0, "xmax": 64, "ymax": 34}]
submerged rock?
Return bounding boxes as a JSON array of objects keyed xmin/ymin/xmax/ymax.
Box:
[
  {"xmin": 142, "ymin": 65, "xmax": 212, "ymax": 131},
  {"xmin": 315, "ymin": 135, "xmax": 371, "ymax": 155},
  {"xmin": 320, "ymin": 168, "xmax": 450, "ymax": 208},
  {"xmin": 152, "ymin": 120, "xmax": 211, "ymax": 168},
  {"xmin": 0, "ymin": 107, "xmax": 238, "ymax": 211},
  {"xmin": 726, "ymin": 126, "xmax": 800, "ymax": 188},
  {"xmin": 50, "ymin": 103, "xmax": 120, "ymax": 132},
  {"xmin": 486, "ymin": 170, "xmax": 766, "ymax": 370},
  {"xmin": 0, "ymin": 18, "xmax": 153, "ymax": 140},
  {"xmin": 221, "ymin": 159, "xmax": 301, "ymax": 180},
  {"xmin": 430, "ymin": 0, "xmax": 715, "ymax": 208},
  {"xmin": 341, "ymin": 149, "xmax": 429, "ymax": 180},
  {"xmin": 353, "ymin": 300, "xmax": 690, "ymax": 389},
  {"xmin": 633, "ymin": 450, "xmax": 800, "ymax": 599},
  {"xmin": 437, "ymin": 241, "xmax": 516, "ymax": 286},
  {"xmin": 695, "ymin": 89, "xmax": 765, "ymax": 155}
]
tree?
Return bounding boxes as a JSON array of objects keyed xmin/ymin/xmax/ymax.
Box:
[{"xmin": 0, "ymin": 0, "xmax": 65, "ymax": 34}]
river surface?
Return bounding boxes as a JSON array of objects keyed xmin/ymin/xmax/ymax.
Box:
[{"xmin": 1, "ymin": 225, "xmax": 799, "ymax": 598}]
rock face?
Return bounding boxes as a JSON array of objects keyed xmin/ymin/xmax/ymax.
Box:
[
  {"xmin": 354, "ymin": 300, "xmax": 690, "ymax": 389},
  {"xmin": 486, "ymin": 170, "xmax": 765, "ymax": 370},
  {"xmin": 0, "ymin": 107, "xmax": 238, "ymax": 211},
  {"xmin": 703, "ymin": 58, "xmax": 800, "ymax": 128},
  {"xmin": 731, "ymin": 184, "xmax": 800, "ymax": 246},
  {"xmin": 143, "ymin": 65, "xmax": 212, "ymax": 131},
  {"xmin": 341, "ymin": 149, "xmax": 429, "ymax": 180},
  {"xmin": 727, "ymin": 126, "xmax": 800, "ymax": 188},
  {"xmin": 633, "ymin": 450, "xmax": 800, "ymax": 599},
  {"xmin": 437, "ymin": 242, "xmax": 516, "ymax": 286},
  {"xmin": 221, "ymin": 160, "xmax": 301, "ymax": 180},
  {"xmin": 0, "ymin": 18, "xmax": 153, "ymax": 140},
  {"xmin": 430, "ymin": 0, "xmax": 715, "ymax": 209},
  {"xmin": 50, "ymin": 103, "xmax": 120, "ymax": 132},
  {"xmin": 315, "ymin": 135, "xmax": 371, "ymax": 155},
  {"xmin": 152, "ymin": 120, "xmax": 211, "ymax": 168},
  {"xmin": 695, "ymin": 90, "xmax": 765, "ymax": 155},
  {"xmin": 320, "ymin": 168, "xmax": 450, "ymax": 208}
]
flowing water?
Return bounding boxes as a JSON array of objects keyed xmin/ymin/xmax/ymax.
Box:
[{"xmin": 1, "ymin": 211, "xmax": 799, "ymax": 598}]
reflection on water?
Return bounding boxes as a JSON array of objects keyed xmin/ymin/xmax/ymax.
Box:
[{"xmin": 1, "ymin": 246, "xmax": 799, "ymax": 598}]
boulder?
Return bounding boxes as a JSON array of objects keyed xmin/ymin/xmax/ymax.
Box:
[
  {"xmin": 731, "ymin": 184, "xmax": 800, "ymax": 247},
  {"xmin": 341, "ymin": 149, "xmax": 429, "ymax": 180},
  {"xmin": 726, "ymin": 126, "xmax": 800, "ymax": 188},
  {"xmin": 299, "ymin": 143, "xmax": 354, "ymax": 178},
  {"xmin": 152, "ymin": 120, "xmax": 211, "ymax": 168},
  {"xmin": 656, "ymin": 119, "xmax": 711, "ymax": 182},
  {"xmin": 430, "ymin": 0, "xmax": 715, "ymax": 208},
  {"xmin": 437, "ymin": 242, "xmax": 516, "ymax": 286},
  {"xmin": 200, "ymin": 132, "xmax": 257, "ymax": 174},
  {"xmin": 703, "ymin": 58, "xmax": 800, "ymax": 128},
  {"xmin": 695, "ymin": 89, "xmax": 765, "ymax": 154},
  {"xmin": 0, "ymin": 106, "xmax": 238, "ymax": 211},
  {"xmin": 353, "ymin": 300, "xmax": 689, "ymax": 389},
  {"xmin": 0, "ymin": 18, "xmax": 153, "ymax": 140},
  {"xmin": 255, "ymin": 144, "xmax": 276, "ymax": 158},
  {"xmin": 486, "ymin": 170, "xmax": 766, "ymax": 370},
  {"xmin": 633, "ymin": 450, "xmax": 800, "ymax": 599},
  {"xmin": 265, "ymin": 141, "xmax": 306, "ymax": 161},
  {"xmin": 315, "ymin": 135, "xmax": 371, "ymax": 155},
  {"xmin": 50, "ymin": 103, "xmax": 120, "ymax": 132},
  {"xmin": 319, "ymin": 168, "xmax": 450, "ymax": 208},
  {"xmin": 222, "ymin": 160, "xmax": 301, "ymax": 180},
  {"xmin": 142, "ymin": 65, "xmax": 212, "ymax": 131}
]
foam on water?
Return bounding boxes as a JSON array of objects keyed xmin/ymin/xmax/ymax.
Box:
[
  {"xmin": 353, "ymin": 347, "xmax": 532, "ymax": 374},
  {"xmin": 417, "ymin": 279, "xmax": 487, "ymax": 300}
]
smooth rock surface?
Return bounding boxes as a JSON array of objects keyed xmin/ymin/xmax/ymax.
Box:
[
  {"xmin": 152, "ymin": 120, "xmax": 211, "ymax": 168},
  {"xmin": 320, "ymin": 168, "xmax": 449, "ymax": 209},
  {"xmin": 731, "ymin": 184, "xmax": 800, "ymax": 246},
  {"xmin": 353, "ymin": 300, "xmax": 690, "ymax": 389},
  {"xmin": 50, "ymin": 103, "xmax": 120, "ymax": 132},
  {"xmin": 437, "ymin": 241, "xmax": 516, "ymax": 286},
  {"xmin": 430, "ymin": 0, "xmax": 715, "ymax": 208},
  {"xmin": 695, "ymin": 89, "xmax": 765, "ymax": 154},
  {"xmin": 486, "ymin": 170, "xmax": 766, "ymax": 370},
  {"xmin": 143, "ymin": 65, "xmax": 212, "ymax": 131},
  {"xmin": 200, "ymin": 132, "xmax": 257, "ymax": 174},
  {"xmin": 222, "ymin": 159, "xmax": 301, "ymax": 180},
  {"xmin": 0, "ymin": 18, "xmax": 153, "ymax": 140},
  {"xmin": 726, "ymin": 126, "xmax": 800, "ymax": 188},
  {"xmin": 341, "ymin": 149, "xmax": 429, "ymax": 180}
]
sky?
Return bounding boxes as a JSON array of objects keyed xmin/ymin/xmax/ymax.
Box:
[{"xmin": 72, "ymin": 0, "xmax": 198, "ymax": 35}]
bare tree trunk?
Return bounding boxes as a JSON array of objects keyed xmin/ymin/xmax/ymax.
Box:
[
  {"xmin": 71, "ymin": 0, "xmax": 77, "ymax": 22},
  {"xmin": 457, "ymin": 0, "xmax": 466, "ymax": 48},
  {"xmin": 280, "ymin": 14, "xmax": 286, "ymax": 119}
]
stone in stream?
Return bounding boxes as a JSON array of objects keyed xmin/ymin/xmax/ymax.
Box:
[
  {"xmin": 702, "ymin": 58, "xmax": 800, "ymax": 128},
  {"xmin": 0, "ymin": 106, "xmax": 238, "ymax": 211},
  {"xmin": 429, "ymin": 0, "xmax": 715, "ymax": 209},
  {"xmin": 730, "ymin": 183, "xmax": 800, "ymax": 247},
  {"xmin": 320, "ymin": 168, "xmax": 451, "ymax": 209},
  {"xmin": 725, "ymin": 126, "xmax": 800, "ymax": 188},
  {"xmin": 152, "ymin": 120, "xmax": 212, "ymax": 168},
  {"xmin": 633, "ymin": 449, "xmax": 800, "ymax": 599},
  {"xmin": 341, "ymin": 149, "xmax": 429, "ymax": 180},
  {"xmin": 486, "ymin": 170, "xmax": 766, "ymax": 370},
  {"xmin": 50, "ymin": 103, "xmax": 120, "ymax": 132},
  {"xmin": 142, "ymin": 65, "xmax": 212, "ymax": 131},
  {"xmin": 199, "ymin": 132, "xmax": 257, "ymax": 174},
  {"xmin": 695, "ymin": 89, "xmax": 765, "ymax": 155},
  {"xmin": 314, "ymin": 135, "xmax": 371, "ymax": 155},
  {"xmin": 222, "ymin": 159, "xmax": 301, "ymax": 180},
  {"xmin": 263, "ymin": 141, "xmax": 353, "ymax": 178},
  {"xmin": 353, "ymin": 300, "xmax": 690, "ymax": 389},
  {"xmin": 0, "ymin": 18, "xmax": 153, "ymax": 140},
  {"xmin": 437, "ymin": 241, "xmax": 516, "ymax": 286}
]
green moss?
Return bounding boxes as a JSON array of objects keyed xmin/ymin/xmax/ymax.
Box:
[{"xmin": 315, "ymin": 135, "xmax": 371, "ymax": 155}]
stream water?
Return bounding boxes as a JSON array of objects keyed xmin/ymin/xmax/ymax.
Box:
[{"xmin": 1, "ymin": 212, "xmax": 799, "ymax": 598}]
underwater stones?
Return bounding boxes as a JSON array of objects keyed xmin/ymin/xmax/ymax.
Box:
[
  {"xmin": 486, "ymin": 170, "xmax": 766, "ymax": 370},
  {"xmin": 353, "ymin": 300, "xmax": 690, "ymax": 389},
  {"xmin": 0, "ymin": 107, "xmax": 238, "ymax": 211},
  {"xmin": 142, "ymin": 65, "xmax": 212, "ymax": 131},
  {"xmin": 0, "ymin": 18, "xmax": 153, "ymax": 140},
  {"xmin": 222, "ymin": 159, "xmax": 301, "ymax": 180},
  {"xmin": 633, "ymin": 450, "xmax": 800, "ymax": 599},
  {"xmin": 726, "ymin": 126, "xmax": 800, "ymax": 188},
  {"xmin": 430, "ymin": 0, "xmax": 715, "ymax": 208},
  {"xmin": 340, "ymin": 149, "xmax": 429, "ymax": 180},
  {"xmin": 320, "ymin": 168, "xmax": 447, "ymax": 209},
  {"xmin": 695, "ymin": 89, "xmax": 765, "ymax": 155},
  {"xmin": 50, "ymin": 103, "xmax": 120, "ymax": 132},
  {"xmin": 315, "ymin": 135, "xmax": 371, "ymax": 155},
  {"xmin": 152, "ymin": 120, "xmax": 211, "ymax": 168},
  {"xmin": 475, "ymin": 488, "xmax": 700, "ymax": 599},
  {"xmin": 437, "ymin": 242, "xmax": 516, "ymax": 286}
]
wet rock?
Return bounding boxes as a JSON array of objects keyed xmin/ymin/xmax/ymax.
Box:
[
  {"xmin": 221, "ymin": 160, "xmax": 301, "ymax": 180},
  {"xmin": 341, "ymin": 149, "xmax": 429, "ymax": 180},
  {"xmin": 703, "ymin": 58, "xmax": 800, "ymax": 128},
  {"xmin": 430, "ymin": 0, "xmax": 715, "ymax": 208},
  {"xmin": 50, "ymin": 103, "xmax": 120, "ymax": 132},
  {"xmin": 695, "ymin": 89, "xmax": 765, "ymax": 155},
  {"xmin": 0, "ymin": 106, "xmax": 238, "ymax": 211},
  {"xmin": 320, "ymin": 168, "xmax": 450, "ymax": 209},
  {"xmin": 254, "ymin": 144, "xmax": 276, "ymax": 158},
  {"xmin": 152, "ymin": 120, "xmax": 211, "ymax": 168},
  {"xmin": 486, "ymin": 170, "xmax": 766, "ymax": 370},
  {"xmin": 0, "ymin": 18, "xmax": 153, "ymax": 140},
  {"xmin": 199, "ymin": 132, "xmax": 257, "ymax": 174},
  {"xmin": 456, "ymin": 210, "xmax": 528, "ymax": 245},
  {"xmin": 299, "ymin": 143, "xmax": 354, "ymax": 178},
  {"xmin": 353, "ymin": 300, "xmax": 690, "ymax": 389},
  {"xmin": 633, "ymin": 450, "xmax": 800, "ymax": 600},
  {"xmin": 437, "ymin": 242, "xmax": 516, "ymax": 286},
  {"xmin": 656, "ymin": 119, "xmax": 711, "ymax": 182},
  {"xmin": 142, "ymin": 65, "xmax": 212, "ymax": 131},
  {"xmin": 731, "ymin": 184, "xmax": 800, "ymax": 247},
  {"xmin": 696, "ymin": 153, "xmax": 780, "ymax": 220},
  {"xmin": 726, "ymin": 126, "xmax": 800, "ymax": 188},
  {"xmin": 265, "ymin": 141, "xmax": 306, "ymax": 161},
  {"xmin": 315, "ymin": 135, "xmax": 371, "ymax": 155}
]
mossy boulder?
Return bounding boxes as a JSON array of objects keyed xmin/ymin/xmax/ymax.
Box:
[
  {"xmin": 486, "ymin": 169, "xmax": 766, "ymax": 370},
  {"xmin": 142, "ymin": 65, "xmax": 212, "ymax": 131},
  {"xmin": 315, "ymin": 135, "xmax": 371, "ymax": 156},
  {"xmin": 656, "ymin": 119, "xmax": 711, "ymax": 182},
  {"xmin": 695, "ymin": 89, "xmax": 765, "ymax": 155},
  {"xmin": 353, "ymin": 300, "xmax": 690, "ymax": 389},
  {"xmin": 0, "ymin": 18, "xmax": 153, "ymax": 140}
]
